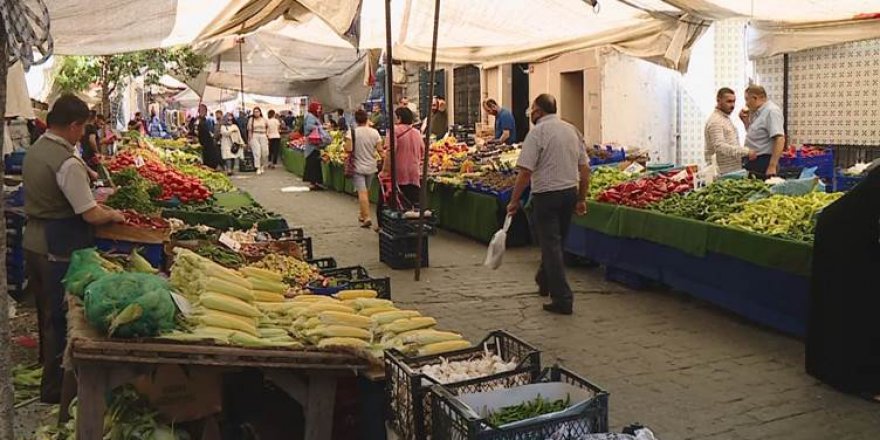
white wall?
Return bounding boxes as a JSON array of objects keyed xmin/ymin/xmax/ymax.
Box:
[{"xmin": 600, "ymin": 51, "xmax": 678, "ymax": 163}]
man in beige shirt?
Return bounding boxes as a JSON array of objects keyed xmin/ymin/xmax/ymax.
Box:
[{"xmin": 704, "ymin": 87, "xmax": 754, "ymax": 174}]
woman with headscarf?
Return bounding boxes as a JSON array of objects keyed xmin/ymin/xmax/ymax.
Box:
[
  {"xmin": 381, "ymin": 106, "xmax": 424, "ymax": 208},
  {"xmin": 247, "ymin": 106, "xmax": 270, "ymax": 174},
  {"xmin": 220, "ymin": 113, "xmax": 245, "ymax": 175},
  {"xmin": 303, "ymin": 101, "xmax": 330, "ymax": 190}
]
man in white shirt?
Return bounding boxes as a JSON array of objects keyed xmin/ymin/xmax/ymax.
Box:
[{"xmin": 704, "ymin": 87, "xmax": 754, "ymax": 174}]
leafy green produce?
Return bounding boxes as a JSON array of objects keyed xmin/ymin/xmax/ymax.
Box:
[
  {"xmin": 13, "ymin": 364, "xmax": 41, "ymax": 403},
  {"xmin": 589, "ymin": 167, "xmax": 635, "ymax": 199},
  {"xmin": 652, "ymin": 178, "xmax": 770, "ymax": 221},
  {"xmin": 714, "ymin": 192, "xmax": 842, "ymax": 242},
  {"xmin": 171, "ymin": 226, "xmax": 219, "ymax": 241},
  {"xmin": 195, "ymin": 243, "xmax": 245, "ymax": 268},
  {"xmin": 106, "ymin": 184, "xmax": 158, "ymax": 214},
  {"xmin": 487, "ymin": 394, "xmax": 571, "ymax": 427},
  {"xmin": 176, "ymin": 163, "xmax": 235, "ymax": 192},
  {"xmin": 83, "ymin": 273, "xmax": 177, "ymax": 338}
]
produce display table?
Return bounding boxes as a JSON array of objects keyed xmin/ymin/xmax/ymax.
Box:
[
  {"xmin": 282, "ymin": 148, "xmax": 306, "ymax": 177},
  {"xmin": 566, "ymin": 201, "xmax": 812, "ymax": 336},
  {"xmin": 427, "ymin": 183, "xmax": 531, "ymax": 245},
  {"xmin": 65, "ymin": 299, "xmax": 370, "ymax": 440}
]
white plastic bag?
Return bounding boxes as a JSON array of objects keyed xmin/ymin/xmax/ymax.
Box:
[{"xmin": 484, "ymin": 215, "xmax": 513, "ymax": 270}]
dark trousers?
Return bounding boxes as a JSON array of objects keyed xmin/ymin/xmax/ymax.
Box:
[
  {"xmin": 744, "ymin": 154, "xmax": 772, "ymax": 179},
  {"xmin": 532, "ymin": 188, "xmax": 578, "ymax": 307},
  {"xmin": 25, "ymin": 250, "xmax": 67, "ymax": 403},
  {"xmin": 269, "ymin": 138, "xmax": 281, "ymax": 164}
]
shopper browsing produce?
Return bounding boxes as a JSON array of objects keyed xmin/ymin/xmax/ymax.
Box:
[
  {"xmin": 484, "ymin": 98, "xmax": 517, "ymax": 145},
  {"xmin": 267, "ymin": 109, "xmax": 283, "ymax": 169},
  {"xmin": 248, "ymin": 107, "xmax": 271, "ymax": 174},
  {"xmin": 220, "ymin": 113, "xmax": 245, "ymax": 175},
  {"xmin": 369, "ymin": 102, "xmax": 386, "ymax": 132},
  {"xmin": 383, "ymin": 107, "xmax": 425, "ymax": 209},
  {"xmin": 23, "ymin": 94, "xmax": 126, "ymax": 403},
  {"xmin": 507, "ymin": 94, "xmax": 590, "ymax": 315},
  {"xmin": 704, "ymin": 87, "xmax": 754, "ymax": 174},
  {"xmin": 191, "ymin": 104, "xmax": 221, "ymax": 170},
  {"xmin": 303, "ymin": 100, "xmax": 331, "ymax": 190},
  {"xmin": 425, "ymin": 96, "xmax": 449, "ymax": 140},
  {"xmin": 741, "ymin": 85, "xmax": 785, "ymax": 178},
  {"xmin": 344, "ymin": 109, "xmax": 382, "ymax": 228}
]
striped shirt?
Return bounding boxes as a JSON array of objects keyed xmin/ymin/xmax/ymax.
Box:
[
  {"xmin": 704, "ymin": 109, "xmax": 749, "ymax": 174},
  {"xmin": 516, "ymin": 114, "xmax": 588, "ymax": 194}
]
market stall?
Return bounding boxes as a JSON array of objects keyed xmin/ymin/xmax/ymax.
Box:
[{"xmin": 565, "ymin": 167, "xmax": 840, "ymax": 337}]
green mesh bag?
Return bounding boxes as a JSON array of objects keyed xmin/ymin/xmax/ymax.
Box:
[{"xmin": 83, "ymin": 273, "xmax": 177, "ymax": 338}]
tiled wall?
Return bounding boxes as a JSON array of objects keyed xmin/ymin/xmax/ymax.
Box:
[{"xmin": 756, "ymin": 39, "xmax": 880, "ymax": 146}]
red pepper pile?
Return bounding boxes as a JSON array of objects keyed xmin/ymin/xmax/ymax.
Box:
[
  {"xmin": 782, "ymin": 146, "xmax": 827, "ymax": 158},
  {"xmin": 597, "ymin": 172, "xmax": 693, "ymax": 208},
  {"xmin": 107, "ymin": 152, "xmax": 212, "ymax": 203},
  {"xmin": 121, "ymin": 210, "xmax": 169, "ymax": 229}
]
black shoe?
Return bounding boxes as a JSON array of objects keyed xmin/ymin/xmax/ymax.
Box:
[
  {"xmin": 535, "ymin": 273, "xmax": 549, "ymax": 297},
  {"xmin": 543, "ymin": 303, "xmax": 572, "ymax": 315}
]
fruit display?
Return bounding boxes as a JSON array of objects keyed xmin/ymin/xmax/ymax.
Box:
[
  {"xmin": 782, "ymin": 145, "xmax": 827, "ymax": 158},
  {"xmin": 250, "ymin": 254, "xmax": 322, "ymax": 290},
  {"xmin": 714, "ymin": 192, "xmax": 842, "ymax": 242},
  {"xmin": 597, "ymin": 171, "xmax": 693, "ymax": 208},
  {"xmin": 588, "ymin": 167, "xmax": 636, "ymax": 199},
  {"xmin": 321, "ymin": 130, "xmax": 347, "ymax": 164},
  {"xmin": 429, "ymin": 137, "xmax": 469, "ymax": 173},
  {"xmin": 651, "ymin": 178, "xmax": 770, "ymax": 221}
]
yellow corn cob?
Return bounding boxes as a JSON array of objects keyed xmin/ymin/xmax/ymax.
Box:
[
  {"xmin": 335, "ymin": 289, "xmax": 378, "ymax": 300},
  {"xmin": 201, "ymin": 293, "xmax": 261, "ymax": 317},
  {"xmin": 258, "ymin": 328, "xmax": 289, "ymax": 338},
  {"xmin": 240, "ymin": 266, "xmax": 284, "ymax": 282},
  {"xmin": 304, "ymin": 316, "xmax": 321, "ymax": 329},
  {"xmin": 297, "ymin": 302, "xmax": 356, "ymax": 317},
  {"xmin": 347, "ymin": 298, "xmax": 394, "ymax": 310},
  {"xmin": 307, "ymin": 325, "xmax": 372, "ymax": 340},
  {"xmin": 248, "ymin": 277, "xmax": 288, "ymax": 294},
  {"xmin": 417, "ymin": 339, "xmax": 472, "ymax": 356},
  {"xmin": 380, "ymin": 317, "xmax": 437, "ymax": 335},
  {"xmin": 204, "ymin": 277, "xmax": 254, "ymax": 302},
  {"xmin": 371, "ymin": 310, "xmax": 422, "ymax": 325},
  {"xmin": 253, "ymin": 290, "xmax": 285, "ymax": 303},
  {"xmin": 198, "ymin": 312, "xmax": 259, "ymax": 337},
  {"xmin": 393, "ymin": 329, "xmax": 463, "ymax": 346},
  {"xmin": 317, "ymin": 337, "xmax": 370, "ymax": 349},
  {"xmin": 198, "ymin": 308, "xmax": 257, "ymax": 328},
  {"xmin": 292, "ymin": 294, "xmax": 338, "ymax": 303},
  {"xmin": 255, "ymin": 301, "xmax": 302, "ymax": 313},
  {"xmin": 359, "ymin": 306, "xmax": 398, "ymax": 317},
  {"xmin": 318, "ymin": 311, "xmax": 373, "ymax": 329}
]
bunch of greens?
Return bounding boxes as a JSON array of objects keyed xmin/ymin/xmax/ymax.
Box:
[
  {"xmin": 652, "ymin": 178, "xmax": 770, "ymax": 221},
  {"xmin": 714, "ymin": 192, "xmax": 842, "ymax": 242},
  {"xmin": 487, "ymin": 394, "xmax": 571, "ymax": 427},
  {"xmin": 106, "ymin": 168, "xmax": 162, "ymax": 213}
]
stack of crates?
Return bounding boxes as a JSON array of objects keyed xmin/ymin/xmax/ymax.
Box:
[
  {"xmin": 379, "ymin": 209, "xmax": 435, "ymax": 269},
  {"xmin": 6, "ymin": 210, "xmax": 26, "ymax": 299}
]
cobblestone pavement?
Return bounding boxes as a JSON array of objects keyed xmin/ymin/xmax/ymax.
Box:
[{"xmin": 238, "ymin": 168, "xmax": 880, "ymax": 440}]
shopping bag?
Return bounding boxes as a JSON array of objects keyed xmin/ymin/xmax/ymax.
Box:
[{"xmin": 484, "ymin": 215, "xmax": 513, "ymax": 270}]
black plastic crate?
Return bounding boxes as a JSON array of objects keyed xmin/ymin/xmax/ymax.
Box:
[
  {"xmin": 381, "ymin": 209, "xmax": 437, "ymax": 237},
  {"xmin": 266, "ymin": 227, "xmax": 306, "ymax": 240},
  {"xmin": 380, "ymin": 230, "xmax": 428, "ymax": 270},
  {"xmin": 287, "ymin": 237, "xmax": 313, "ymax": 261},
  {"xmin": 308, "ymin": 257, "xmax": 338, "ymax": 271},
  {"xmin": 322, "ymin": 265, "xmax": 370, "ymax": 280},
  {"xmin": 348, "ymin": 277, "xmax": 391, "ymax": 300},
  {"xmin": 385, "ymin": 330, "xmax": 541, "ymax": 440},
  {"xmin": 430, "ymin": 366, "xmax": 609, "ymax": 440}
]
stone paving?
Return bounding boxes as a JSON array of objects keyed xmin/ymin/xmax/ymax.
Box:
[{"xmin": 237, "ymin": 168, "xmax": 880, "ymax": 440}]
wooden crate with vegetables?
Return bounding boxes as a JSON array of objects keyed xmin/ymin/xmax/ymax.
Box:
[{"xmin": 385, "ymin": 330, "xmax": 541, "ymax": 440}]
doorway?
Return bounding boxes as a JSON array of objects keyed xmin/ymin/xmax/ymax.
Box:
[
  {"xmin": 511, "ymin": 63, "xmax": 530, "ymax": 142},
  {"xmin": 560, "ymin": 71, "xmax": 585, "ymax": 134}
]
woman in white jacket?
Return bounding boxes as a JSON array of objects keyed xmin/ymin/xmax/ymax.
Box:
[
  {"xmin": 220, "ymin": 113, "xmax": 244, "ymax": 175},
  {"xmin": 248, "ymin": 106, "xmax": 270, "ymax": 174}
]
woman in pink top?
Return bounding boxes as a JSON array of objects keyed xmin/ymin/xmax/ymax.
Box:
[{"xmin": 381, "ymin": 106, "xmax": 424, "ymax": 208}]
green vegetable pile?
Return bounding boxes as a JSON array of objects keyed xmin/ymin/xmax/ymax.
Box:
[
  {"xmin": 195, "ymin": 243, "xmax": 245, "ymax": 268},
  {"xmin": 34, "ymin": 385, "xmax": 190, "ymax": 440},
  {"xmin": 589, "ymin": 167, "xmax": 635, "ymax": 199},
  {"xmin": 652, "ymin": 178, "xmax": 770, "ymax": 221},
  {"xmin": 176, "ymin": 163, "xmax": 235, "ymax": 192},
  {"xmin": 13, "ymin": 364, "xmax": 41, "ymax": 403},
  {"xmin": 171, "ymin": 226, "xmax": 219, "ymax": 241},
  {"xmin": 106, "ymin": 168, "xmax": 161, "ymax": 214},
  {"xmin": 63, "ymin": 248, "xmax": 124, "ymax": 297},
  {"xmin": 487, "ymin": 394, "xmax": 571, "ymax": 427},
  {"xmin": 84, "ymin": 273, "xmax": 177, "ymax": 338},
  {"xmin": 714, "ymin": 192, "xmax": 842, "ymax": 242}
]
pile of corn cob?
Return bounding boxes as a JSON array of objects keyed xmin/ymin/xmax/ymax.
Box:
[{"xmin": 164, "ymin": 248, "xmax": 301, "ymax": 348}]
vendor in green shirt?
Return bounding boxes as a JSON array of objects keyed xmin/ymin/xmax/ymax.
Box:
[{"xmin": 23, "ymin": 94, "xmax": 125, "ymax": 403}]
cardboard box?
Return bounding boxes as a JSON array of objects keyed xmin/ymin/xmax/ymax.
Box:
[{"xmin": 133, "ymin": 365, "xmax": 222, "ymax": 423}]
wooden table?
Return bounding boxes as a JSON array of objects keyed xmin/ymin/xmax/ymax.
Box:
[{"xmin": 66, "ymin": 299, "xmax": 370, "ymax": 440}]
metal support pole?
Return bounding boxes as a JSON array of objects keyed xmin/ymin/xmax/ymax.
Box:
[
  {"xmin": 239, "ymin": 37, "xmax": 246, "ymax": 113},
  {"xmin": 384, "ymin": 0, "xmax": 398, "ymax": 210},
  {"xmin": 782, "ymin": 53, "xmax": 789, "ymax": 137},
  {"xmin": 414, "ymin": 0, "xmax": 442, "ymax": 280}
]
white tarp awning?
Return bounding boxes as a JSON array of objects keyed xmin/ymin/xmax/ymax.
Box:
[{"xmin": 5, "ymin": 63, "xmax": 36, "ymax": 119}]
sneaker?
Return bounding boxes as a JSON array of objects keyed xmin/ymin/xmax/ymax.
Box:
[
  {"xmin": 360, "ymin": 219, "xmax": 372, "ymax": 228},
  {"xmin": 542, "ymin": 303, "xmax": 572, "ymax": 315}
]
